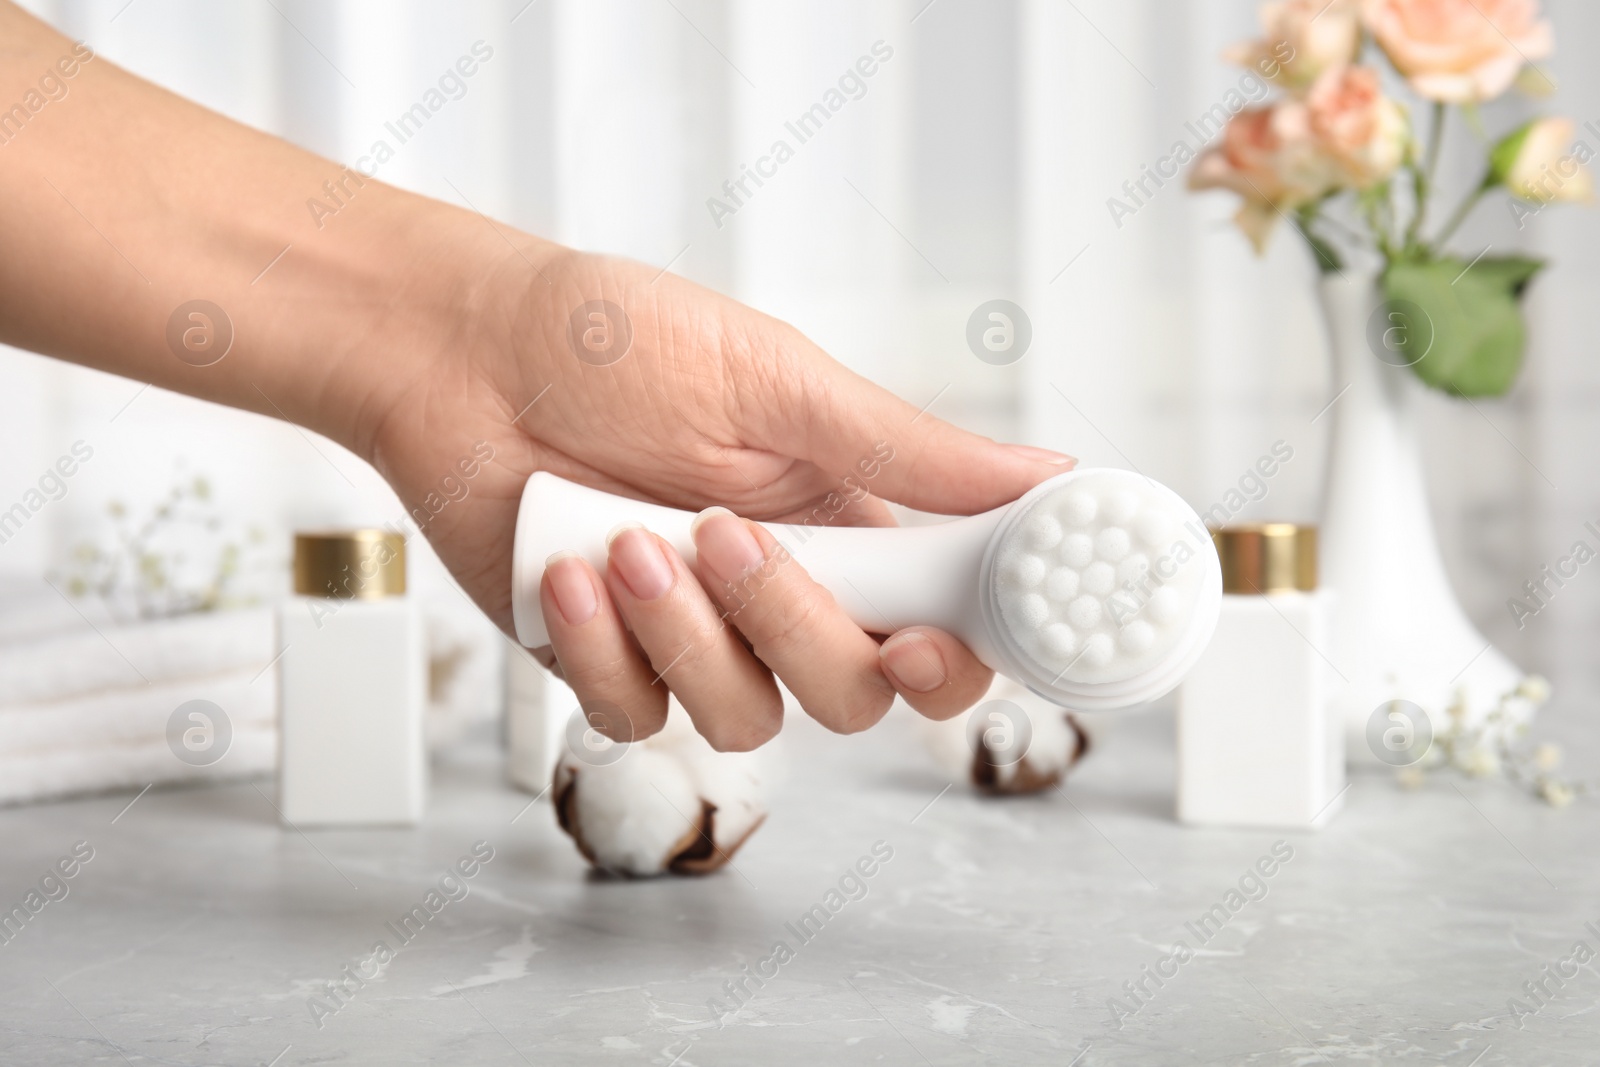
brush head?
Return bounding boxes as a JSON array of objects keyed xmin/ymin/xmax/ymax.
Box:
[{"xmin": 983, "ymin": 469, "xmax": 1220, "ymax": 709}]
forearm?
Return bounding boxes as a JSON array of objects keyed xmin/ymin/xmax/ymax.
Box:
[{"xmin": 0, "ymin": 3, "xmax": 542, "ymax": 457}]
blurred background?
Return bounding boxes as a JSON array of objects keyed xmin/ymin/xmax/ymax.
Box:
[{"xmin": 3, "ymin": 0, "xmax": 1595, "ymax": 749}]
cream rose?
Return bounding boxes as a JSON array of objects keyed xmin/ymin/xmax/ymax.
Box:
[
  {"xmin": 1306, "ymin": 66, "xmax": 1409, "ymax": 188},
  {"xmin": 1498, "ymin": 117, "xmax": 1593, "ymax": 204},
  {"xmin": 1189, "ymin": 102, "xmax": 1341, "ymax": 251},
  {"xmin": 1363, "ymin": 0, "xmax": 1553, "ymax": 103},
  {"xmin": 1225, "ymin": 0, "xmax": 1362, "ymax": 94}
]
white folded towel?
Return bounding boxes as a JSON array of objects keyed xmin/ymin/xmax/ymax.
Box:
[
  {"xmin": 0, "ymin": 606, "xmax": 276, "ymax": 706},
  {"xmin": 0, "ymin": 667, "xmax": 274, "ymax": 755},
  {"xmin": 0, "ymin": 728, "xmax": 277, "ymax": 806}
]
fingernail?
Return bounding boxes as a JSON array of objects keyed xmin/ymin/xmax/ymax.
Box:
[
  {"xmin": 546, "ymin": 551, "xmax": 598, "ymax": 625},
  {"xmin": 608, "ymin": 525, "xmax": 675, "ymax": 601},
  {"xmin": 881, "ymin": 632, "xmax": 947, "ymax": 693},
  {"xmin": 691, "ymin": 507, "xmax": 767, "ymax": 584},
  {"xmin": 1006, "ymin": 443, "xmax": 1076, "ymax": 466}
]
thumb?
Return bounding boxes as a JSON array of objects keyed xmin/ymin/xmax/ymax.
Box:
[{"xmin": 769, "ymin": 355, "xmax": 1076, "ymax": 516}]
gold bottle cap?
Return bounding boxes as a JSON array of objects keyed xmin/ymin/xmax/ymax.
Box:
[
  {"xmin": 1211, "ymin": 524, "xmax": 1317, "ymax": 594},
  {"xmin": 292, "ymin": 529, "xmax": 407, "ymax": 599}
]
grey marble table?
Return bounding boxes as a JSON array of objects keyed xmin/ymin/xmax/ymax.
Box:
[{"xmin": 0, "ymin": 703, "xmax": 1595, "ymax": 1066}]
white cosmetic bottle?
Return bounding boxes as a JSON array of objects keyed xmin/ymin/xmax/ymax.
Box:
[
  {"xmin": 1177, "ymin": 525, "xmax": 1343, "ymax": 828},
  {"xmin": 279, "ymin": 530, "xmax": 426, "ymax": 826}
]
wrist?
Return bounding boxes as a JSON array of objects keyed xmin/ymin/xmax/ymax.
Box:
[{"xmin": 270, "ymin": 186, "xmax": 557, "ymax": 465}]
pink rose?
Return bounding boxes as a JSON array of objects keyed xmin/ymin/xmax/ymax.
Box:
[
  {"xmin": 1189, "ymin": 102, "xmax": 1341, "ymax": 251},
  {"xmin": 1306, "ymin": 66, "xmax": 1409, "ymax": 188},
  {"xmin": 1363, "ymin": 0, "xmax": 1553, "ymax": 103},
  {"xmin": 1225, "ymin": 0, "xmax": 1362, "ymax": 94}
]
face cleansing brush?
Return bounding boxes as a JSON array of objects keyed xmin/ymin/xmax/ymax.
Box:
[{"xmin": 511, "ymin": 468, "xmax": 1221, "ymax": 710}]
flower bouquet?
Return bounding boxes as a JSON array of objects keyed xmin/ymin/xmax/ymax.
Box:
[
  {"xmin": 1190, "ymin": 0, "xmax": 1589, "ymax": 397},
  {"xmin": 1186, "ymin": 0, "xmax": 1587, "ymax": 774}
]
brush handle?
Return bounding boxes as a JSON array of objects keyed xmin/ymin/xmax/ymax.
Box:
[{"xmin": 511, "ymin": 472, "xmax": 1006, "ymax": 659}]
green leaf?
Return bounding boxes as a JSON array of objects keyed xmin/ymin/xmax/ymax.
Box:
[{"xmin": 1381, "ymin": 254, "xmax": 1545, "ymax": 397}]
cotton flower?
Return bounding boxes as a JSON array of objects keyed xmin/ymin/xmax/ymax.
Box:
[
  {"xmin": 552, "ymin": 703, "xmax": 766, "ymax": 877},
  {"xmin": 1363, "ymin": 0, "xmax": 1553, "ymax": 103},
  {"xmin": 1225, "ymin": 0, "xmax": 1363, "ymax": 95},
  {"xmin": 1306, "ymin": 66, "xmax": 1410, "ymax": 188},
  {"xmin": 919, "ymin": 675, "xmax": 1090, "ymax": 795}
]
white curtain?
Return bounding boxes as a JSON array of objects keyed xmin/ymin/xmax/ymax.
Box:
[{"xmin": 4, "ymin": 0, "xmax": 1593, "ymax": 732}]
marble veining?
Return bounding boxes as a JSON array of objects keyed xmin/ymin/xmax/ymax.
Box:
[{"xmin": 0, "ymin": 704, "xmax": 1595, "ymax": 1065}]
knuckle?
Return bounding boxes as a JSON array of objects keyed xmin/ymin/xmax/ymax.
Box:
[
  {"xmin": 647, "ymin": 619, "xmax": 723, "ymax": 681},
  {"xmin": 816, "ymin": 678, "xmax": 895, "ymax": 735},
  {"xmin": 557, "ymin": 649, "xmax": 634, "ymax": 696},
  {"xmin": 748, "ymin": 584, "xmax": 829, "ymax": 653},
  {"xmin": 694, "ymin": 692, "xmax": 783, "ymax": 753}
]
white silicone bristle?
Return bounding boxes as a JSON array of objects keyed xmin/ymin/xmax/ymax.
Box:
[
  {"xmin": 1010, "ymin": 553, "xmax": 1047, "ymax": 587},
  {"xmin": 992, "ymin": 469, "xmax": 1211, "ymax": 687},
  {"xmin": 1061, "ymin": 492, "xmax": 1098, "ymax": 526},
  {"xmin": 1045, "ymin": 567, "xmax": 1080, "ymax": 602},
  {"xmin": 1027, "ymin": 514, "xmax": 1064, "ymax": 550},
  {"xmin": 1081, "ymin": 562, "xmax": 1115, "ymax": 597},
  {"xmin": 1095, "ymin": 526, "xmax": 1130, "ymax": 562},
  {"xmin": 1041, "ymin": 622, "xmax": 1078, "ymax": 660},
  {"xmin": 1060, "ymin": 533, "xmax": 1094, "ymax": 569},
  {"xmin": 1066, "ymin": 596, "xmax": 1102, "ymax": 629},
  {"xmin": 1018, "ymin": 593, "xmax": 1050, "ymax": 629}
]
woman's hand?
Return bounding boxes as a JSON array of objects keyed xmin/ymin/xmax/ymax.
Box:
[
  {"xmin": 0, "ymin": 2, "xmax": 1072, "ymax": 751},
  {"xmin": 366, "ymin": 244, "xmax": 1074, "ymax": 750}
]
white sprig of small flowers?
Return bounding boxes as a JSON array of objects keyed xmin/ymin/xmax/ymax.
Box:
[{"xmin": 1397, "ymin": 675, "xmax": 1583, "ymax": 807}]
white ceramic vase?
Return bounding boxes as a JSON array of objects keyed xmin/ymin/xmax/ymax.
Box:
[{"xmin": 1317, "ymin": 272, "xmax": 1540, "ymax": 761}]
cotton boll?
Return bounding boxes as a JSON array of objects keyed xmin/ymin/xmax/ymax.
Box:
[
  {"xmin": 681, "ymin": 750, "xmax": 765, "ymax": 858},
  {"xmin": 555, "ymin": 749, "xmax": 703, "ymax": 876},
  {"xmin": 1060, "ymin": 533, "xmax": 1095, "ymax": 569},
  {"xmin": 957, "ymin": 675, "xmax": 1091, "ymax": 795},
  {"xmin": 553, "ymin": 702, "xmax": 768, "ymax": 877}
]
